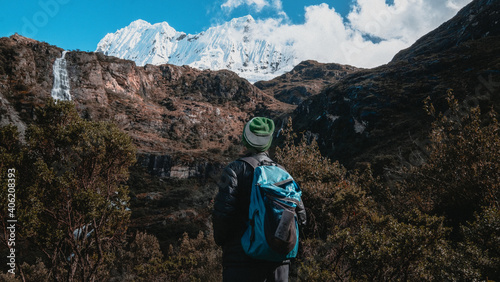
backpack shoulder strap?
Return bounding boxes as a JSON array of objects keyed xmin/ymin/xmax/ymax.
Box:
[
  {"xmin": 239, "ymin": 154, "xmax": 286, "ymax": 171},
  {"xmin": 239, "ymin": 156, "xmax": 261, "ymax": 169}
]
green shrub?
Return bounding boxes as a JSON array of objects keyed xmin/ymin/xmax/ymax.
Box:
[
  {"xmin": 0, "ymin": 99, "xmax": 136, "ymax": 281},
  {"xmin": 160, "ymin": 231, "xmax": 222, "ymax": 282},
  {"xmin": 399, "ymin": 91, "xmax": 500, "ymax": 226},
  {"xmin": 275, "ymin": 118, "xmax": 374, "ymax": 239},
  {"xmin": 460, "ymin": 206, "xmax": 500, "ymax": 280},
  {"xmin": 275, "ymin": 117, "xmax": 465, "ymax": 281}
]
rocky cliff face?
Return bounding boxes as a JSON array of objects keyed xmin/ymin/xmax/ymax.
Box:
[
  {"xmin": 0, "ymin": 36, "xmax": 59, "ymax": 130},
  {"xmin": 0, "ymin": 34, "xmax": 293, "ymax": 167},
  {"xmin": 64, "ymin": 50, "xmax": 293, "ymax": 157},
  {"xmin": 290, "ymin": 0, "xmax": 500, "ymax": 173}
]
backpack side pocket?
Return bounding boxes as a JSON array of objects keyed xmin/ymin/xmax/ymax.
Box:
[{"xmin": 263, "ymin": 196, "xmax": 298, "ymax": 255}]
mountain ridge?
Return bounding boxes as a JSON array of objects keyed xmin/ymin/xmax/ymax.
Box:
[
  {"xmin": 290, "ymin": 0, "xmax": 500, "ymax": 172},
  {"xmin": 392, "ymin": 0, "xmax": 500, "ymax": 62},
  {"xmin": 255, "ymin": 60, "xmax": 360, "ymax": 105},
  {"xmin": 96, "ymin": 16, "xmax": 298, "ymax": 83}
]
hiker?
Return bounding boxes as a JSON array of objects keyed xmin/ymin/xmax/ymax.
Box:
[{"xmin": 213, "ymin": 117, "xmax": 307, "ymax": 282}]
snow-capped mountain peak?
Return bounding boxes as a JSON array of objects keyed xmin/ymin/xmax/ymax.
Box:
[
  {"xmin": 97, "ymin": 19, "xmax": 183, "ymax": 66},
  {"xmin": 96, "ymin": 16, "xmax": 298, "ymax": 82},
  {"xmin": 227, "ymin": 15, "xmax": 255, "ymax": 28}
]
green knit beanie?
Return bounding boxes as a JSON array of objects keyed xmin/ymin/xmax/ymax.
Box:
[{"xmin": 242, "ymin": 117, "xmax": 275, "ymax": 152}]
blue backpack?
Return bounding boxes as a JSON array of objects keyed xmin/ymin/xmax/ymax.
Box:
[{"xmin": 240, "ymin": 156, "xmax": 303, "ymax": 262}]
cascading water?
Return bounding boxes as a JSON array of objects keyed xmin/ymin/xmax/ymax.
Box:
[{"xmin": 51, "ymin": 51, "xmax": 71, "ymax": 101}]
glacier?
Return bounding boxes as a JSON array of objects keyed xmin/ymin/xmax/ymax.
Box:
[{"xmin": 96, "ymin": 16, "xmax": 300, "ymax": 83}]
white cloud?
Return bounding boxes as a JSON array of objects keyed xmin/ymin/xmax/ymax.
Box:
[
  {"xmin": 221, "ymin": 0, "xmax": 277, "ymax": 13},
  {"xmin": 347, "ymin": 0, "xmax": 472, "ymax": 43},
  {"xmin": 220, "ymin": 0, "xmax": 286, "ymax": 17},
  {"xmin": 271, "ymin": 0, "xmax": 283, "ymax": 11},
  {"xmin": 243, "ymin": 0, "xmax": 472, "ymax": 68}
]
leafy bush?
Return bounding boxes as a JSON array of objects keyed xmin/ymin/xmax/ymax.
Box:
[
  {"xmin": 162, "ymin": 231, "xmax": 222, "ymax": 281},
  {"xmin": 108, "ymin": 231, "xmax": 166, "ymax": 281},
  {"xmin": 459, "ymin": 206, "xmax": 500, "ymax": 279},
  {"xmin": 384, "ymin": 92, "xmax": 499, "ymax": 280},
  {"xmin": 401, "ymin": 91, "xmax": 500, "ymax": 225},
  {"xmin": 275, "ymin": 118, "xmax": 373, "ymax": 240},
  {"xmin": 0, "ymin": 99, "xmax": 136, "ymax": 281},
  {"xmin": 112, "ymin": 231, "xmax": 221, "ymax": 282},
  {"xmin": 275, "ymin": 116, "xmax": 486, "ymax": 281}
]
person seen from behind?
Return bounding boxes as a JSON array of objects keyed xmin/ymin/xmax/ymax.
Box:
[{"xmin": 212, "ymin": 117, "xmax": 307, "ymax": 282}]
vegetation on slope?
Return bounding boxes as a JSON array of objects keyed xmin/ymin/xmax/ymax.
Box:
[{"xmin": 0, "ymin": 93, "xmax": 498, "ymax": 281}]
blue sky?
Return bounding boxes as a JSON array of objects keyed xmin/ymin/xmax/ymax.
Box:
[
  {"xmin": 0, "ymin": 0, "xmax": 354, "ymax": 52},
  {"xmin": 0, "ymin": 0, "xmax": 472, "ymax": 68}
]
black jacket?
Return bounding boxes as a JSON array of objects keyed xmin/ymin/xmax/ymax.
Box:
[{"xmin": 212, "ymin": 152, "xmax": 307, "ymax": 266}]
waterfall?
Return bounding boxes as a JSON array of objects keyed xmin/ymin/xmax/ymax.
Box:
[{"xmin": 51, "ymin": 51, "xmax": 71, "ymax": 101}]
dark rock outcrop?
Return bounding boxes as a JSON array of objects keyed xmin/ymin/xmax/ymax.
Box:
[
  {"xmin": 136, "ymin": 153, "xmax": 224, "ymax": 180},
  {"xmin": 255, "ymin": 60, "xmax": 359, "ymax": 105}
]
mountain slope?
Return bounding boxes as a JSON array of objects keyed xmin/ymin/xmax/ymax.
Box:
[
  {"xmin": 393, "ymin": 0, "xmax": 500, "ymax": 62},
  {"xmin": 0, "ymin": 34, "xmax": 293, "ymax": 163},
  {"xmin": 290, "ymin": 0, "xmax": 500, "ymax": 173},
  {"xmin": 96, "ymin": 16, "xmax": 298, "ymax": 83}
]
